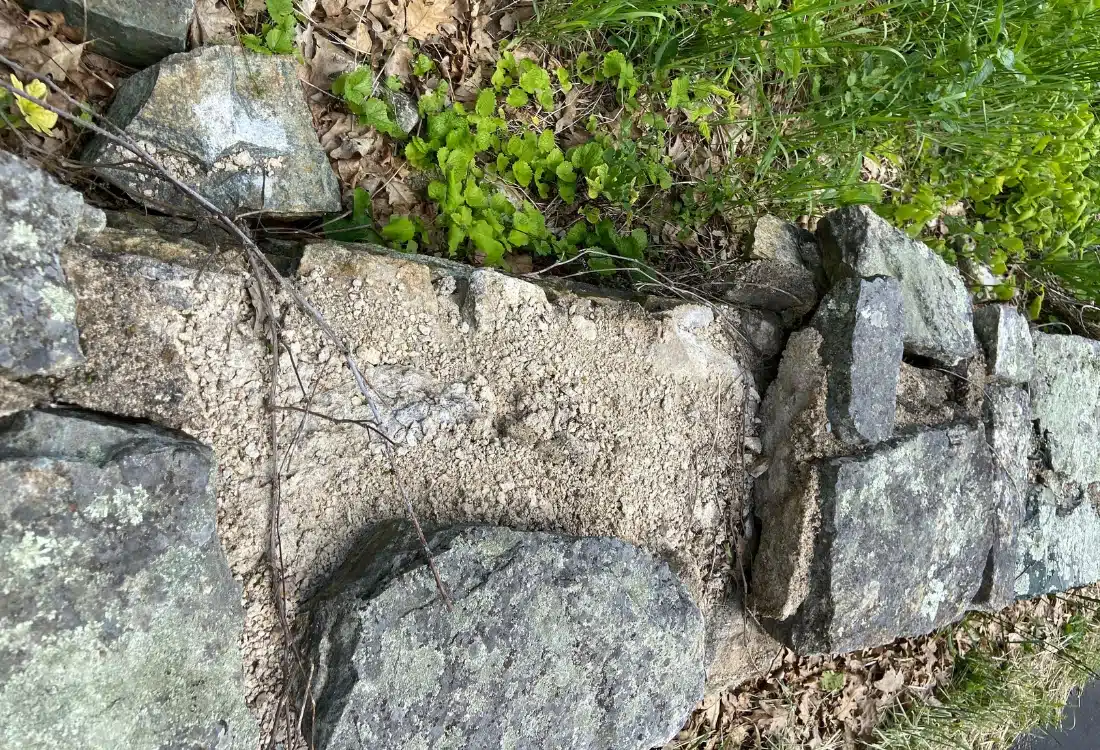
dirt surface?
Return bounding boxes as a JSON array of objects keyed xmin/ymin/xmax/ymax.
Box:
[{"xmin": 54, "ymin": 229, "xmax": 784, "ymax": 742}]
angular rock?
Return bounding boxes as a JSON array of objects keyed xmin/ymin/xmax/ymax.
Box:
[
  {"xmin": 0, "ymin": 151, "xmax": 90, "ymax": 377},
  {"xmin": 1030, "ymin": 332, "xmax": 1100, "ymax": 494},
  {"xmin": 0, "ymin": 408, "xmax": 257, "ymax": 749},
  {"xmin": 22, "ymin": 0, "xmax": 194, "ymax": 67},
  {"xmin": 810, "ymin": 275, "xmax": 904, "ymax": 446},
  {"xmin": 380, "ymin": 88, "xmax": 420, "ymax": 136},
  {"xmin": 1017, "ymin": 332, "xmax": 1100, "ymax": 597},
  {"xmin": 817, "ymin": 205, "xmax": 976, "ymax": 366},
  {"xmin": 85, "ymin": 46, "xmax": 341, "ymax": 218},
  {"xmin": 975, "ymin": 384, "xmax": 1031, "ymax": 610},
  {"xmin": 750, "ymin": 215, "xmax": 826, "ymax": 292},
  {"xmin": 722, "ymin": 259, "xmax": 818, "ymax": 319},
  {"xmin": 753, "ymin": 422, "xmax": 996, "ymax": 654},
  {"xmin": 974, "ymin": 303, "xmax": 1035, "ymax": 383},
  {"xmin": 308, "ymin": 522, "xmax": 704, "ymax": 750}
]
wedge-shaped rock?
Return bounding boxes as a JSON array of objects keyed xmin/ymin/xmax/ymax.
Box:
[
  {"xmin": 811, "ymin": 276, "xmax": 904, "ymax": 446},
  {"xmin": 818, "ymin": 205, "xmax": 976, "ymax": 366},
  {"xmin": 974, "ymin": 304, "xmax": 1034, "ymax": 383},
  {"xmin": 1017, "ymin": 332, "xmax": 1100, "ymax": 597},
  {"xmin": 308, "ymin": 522, "xmax": 704, "ymax": 750},
  {"xmin": 22, "ymin": 0, "xmax": 194, "ymax": 67},
  {"xmin": 86, "ymin": 46, "xmax": 341, "ymax": 218},
  {"xmin": 0, "ymin": 408, "xmax": 257, "ymax": 750},
  {"xmin": 0, "ymin": 151, "xmax": 100, "ymax": 377},
  {"xmin": 753, "ymin": 422, "xmax": 996, "ymax": 655}
]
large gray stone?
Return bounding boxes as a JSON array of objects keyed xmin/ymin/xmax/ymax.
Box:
[
  {"xmin": 722, "ymin": 259, "xmax": 818, "ymax": 319},
  {"xmin": 810, "ymin": 275, "xmax": 904, "ymax": 446},
  {"xmin": 976, "ymin": 384, "xmax": 1031, "ymax": 610},
  {"xmin": 817, "ymin": 205, "xmax": 977, "ymax": 366},
  {"xmin": 0, "ymin": 151, "xmax": 97, "ymax": 377},
  {"xmin": 750, "ymin": 215, "xmax": 826, "ymax": 292},
  {"xmin": 1016, "ymin": 332, "xmax": 1100, "ymax": 597},
  {"xmin": 0, "ymin": 408, "xmax": 257, "ymax": 750},
  {"xmin": 308, "ymin": 522, "xmax": 704, "ymax": 750},
  {"xmin": 974, "ymin": 304, "xmax": 1035, "ymax": 384},
  {"xmin": 22, "ymin": 0, "xmax": 194, "ymax": 67},
  {"xmin": 86, "ymin": 46, "xmax": 341, "ymax": 218},
  {"xmin": 752, "ymin": 422, "xmax": 997, "ymax": 655}
]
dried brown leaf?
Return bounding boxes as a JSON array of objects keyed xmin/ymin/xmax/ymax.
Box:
[
  {"xmin": 404, "ymin": 0, "xmax": 454, "ymax": 40},
  {"xmin": 192, "ymin": 0, "xmax": 238, "ymax": 46},
  {"xmin": 349, "ymin": 21, "xmax": 373, "ymax": 54}
]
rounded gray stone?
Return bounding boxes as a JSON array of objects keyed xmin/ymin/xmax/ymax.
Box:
[{"xmin": 308, "ymin": 522, "xmax": 705, "ymax": 750}]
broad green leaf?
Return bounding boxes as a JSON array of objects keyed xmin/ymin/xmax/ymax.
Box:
[
  {"xmin": 382, "ymin": 216, "xmax": 417, "ymax": 243},
  {"xmin": 519, "ymin": 66, "xmax": 551, "ymax": 95},
  {"xmin": 267, "ymin": 0, "xmax": 293, "ymax": 22},
  {"xmin": 506, "ymin": 88, "xmax": 529, "ymax": 108},
  {"xmin": 241, "ymin": 34, "xmax": 270, "ymax": 54},
  {"xmin": 554, "ymin": 67, "xmax": 572, "ymax": 92},
  {"xmin": 512, "ymin": 160, "xmax": 533, "ymax": 187},
  {"xmin": 537, "ymin": 130, "xmax": 555, "ymax": 154},
  {"xmin": 475, "ymin": 89, "xmax": 496, "ymax": 118}
]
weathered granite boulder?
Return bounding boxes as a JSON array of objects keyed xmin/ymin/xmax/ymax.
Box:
[
  {"xmin": 1016, "ymin": 332, "xmax": 1100, "ymax": 597},
  {"xmin": 974, "ymin": 304, "xmax": 1034, "ymax": 384},
  {"xmin": 977, "ymin": 384, "xmax": 1031, "ymax": 610},
  {"xmin": 85, "ymin": 46, "xmax": 341, "ymax": 218},
  {"xmin": 0, "ymin": 151, "xmax": 103, "ymax": 378},
  {"xmin": 723, "ymin": 259, "xmax": 818, "ymax": 320},
  {"xmin": 817, "ymin": 205, "xmax": 976, "ymax": 366},
  {"xmin": 810, "ymin": 275, "xmax": 904, "ymax": 446},
  {"xmin": 22, "ymin": 0, "xmax": 194, "ymax": 67},
  {"xmin": 753, "ymin": 422, "xmax": 997, "ymax": 654},
  {"xmin": 0, "ymin": 408, "xmax": 257, "ymax": 749},
  {"xmin": 308, "ymin": 522, "xmax": 704, "ymax": 750},
  {"xmin": 750, "ymin": 215, "xmax": 826, "ymax": 291}
]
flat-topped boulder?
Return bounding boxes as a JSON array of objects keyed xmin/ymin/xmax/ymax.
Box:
[
  {"xmin": 753, "ymin": 422, "xmax": 997, "ymax": 654},
  {"xmin": 22, "ymin": 0, "xmax": 194, "ymax": 67},
  {"xmin": 0, "ymin": 408, "xmax": 257, "ymax": 749},
  {"xmin": 974, "ymin": 303, "xmax": 1035, "ymax": 384},
  {"xmin": 817, "ymin": 205, "xmax": 977, "ymax": 366},
  {"xmin": 308, "ymin": 522, "xmax": 704, "ymax": 750},
  {"xmin": 85, "ymin": 46, "xmax": 341, "ymax": 218}
]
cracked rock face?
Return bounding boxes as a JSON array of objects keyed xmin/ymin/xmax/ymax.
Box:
[
  {"xmin": 22, "ymin": 0, "xmax": 194, "ymax": 67},
  {"xmin": 817, "ymin": 205, "xmax": 976, "ymax": 366},
  {"xmin": 85, "ymin": 46, "xmax": 341, "ymax": 218},
  {"xmin": 755, "ymin": 422, "xmax": 997, "ymax": 655},
  {"xmin": 308, "ymin": 522, "xmax": 705, "ymax": 750},
  {"xmin": 0, "ymin": 408, "xmax": 257, "ymax": 750},
  {"xmin": 0, "ymin": 151, "xmax": 99, "ymax": 378},
  {"xmin": 1017, "ymin": 332, "xmax": 1100, "ymax": 597}
]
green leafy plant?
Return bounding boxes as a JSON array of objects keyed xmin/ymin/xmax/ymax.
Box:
[
  {"xmin": 332, "ymin": 67, "xmax": 404, "ymax": 138},
  {"xmin": 324, "ymin": 187, "xmax": 383, "ymax": 244},
  {"xmin": 241, "ymin": 0, "xmax": 298, "ymax": 56}
]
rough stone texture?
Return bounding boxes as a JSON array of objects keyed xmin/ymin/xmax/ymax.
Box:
[
  {"xmin": 817, "ymin": 205, "xmax": 977, "ymax": 366},
  {"xmin": 974, "ymin": 303, "xmax": 1035, "ymax": 384},
  {"xmin": 754, "ymin": 422, "xmax": 997, "ymax": 654},
  {"xmin": 0, "ymin": 408, "xmax": 257, "ymax": 750},
  {"xmin": 0, "ymin": 151, "xmax": 90, "ymax": 378},
  {"xmin": 381, "ymin": 88, "xmax": 420, "ymax": 135},
  {"xmin": 750, "ymin": 215, "xmax": 826, "ymax": 293},
  {"xmin": 22, "ymin": 0, "xmax": 194, "ymax": 67},
  {"xmin": 977, "ymin": 384, "xmax": 1031, "ymax": 610},
  {"xmin": 309, "ymin": 522, "xmax": 704, "ymax": 750},
  {"xmin": 722, "ymin": 259, "xmax": 818, "ymax": 320},
  {"xmin": 810, "ymin": 276, "xmax": 904, "ymax": 446},
  {"xmin": 52, "ymin": 230, "xmax": 773, "ymax": 731},
  {"xmin": 703, "ymin": 595, "xmax": 783, "ymax": 696},
  {"xmin": 85, "ymin": 46, "xmax": 341, "ymax": 218},
  {"xmin": 1017, "ymin": 332, "xmax": 1100, "ymax": 597},
  {"xmin": 895, "ymin": 363, "xmax": 955, "ymax": 429}
]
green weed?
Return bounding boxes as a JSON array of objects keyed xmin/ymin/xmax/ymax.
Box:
[{"xmin": 241, "ymin": 0, "xmax": 298, "ymax": 56}]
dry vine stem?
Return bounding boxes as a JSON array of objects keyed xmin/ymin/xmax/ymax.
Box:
[{"xmin": 0, "ymin": 53, "xmax": 453, "ymax": 741}]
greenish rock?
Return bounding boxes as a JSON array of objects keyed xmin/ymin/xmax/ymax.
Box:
[
  {"xmin": 1017, "ymin": 332, "xmax": 1100, "ymax": 597},
  {"xmin": 818, "ymin": 205, "xmax": 977, "ymax": 366},
  {"xmin": 0, "ymin": 151, "xmax": 93, "ymax": 378},
  {"xmin": 0, "ymin": 408, "xmax": 258, "ymax": 750},
  {"xmin": 754, "ymin": 422, "xmax": 997, "ymax": 655},
  {"xmin": 973, "ymin": 303, "xmax": 1035, "ymax": 384},
  {"xmin": 85, "ymin": 46, "xmax": 341, "ymax": 218},
  {"xmin": 380, "ymin": 88, "xmax": 420, "ymax": 136},
  {"xmin": 21, "ymin": 0, "xmax": 193, "ymax": 67},
  {"xmin": 810, "ymin": 275, "xmax": 904, "ymax": 446},
  {"xmin": 977, "ymin": 384, "xmax": 1031, "ymax": 609},
  {"xmin": 308, "ymin": 522, "xmax": 704, "ymax": 750}
]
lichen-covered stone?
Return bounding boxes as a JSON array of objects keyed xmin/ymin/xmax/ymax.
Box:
[
  {"xmin": 750, "ymin": 215, "xmax": 813, "ymax": 265},
  {"xmin": 810, "ymin": 275, "xmax": 904, "ymax": 446},
  {"xmin": 85, "ymin": 46, "xmax": 341, "ymax": 218},
  {"xmin": 1017, "ymin": 332, "xmax": 1100, "ymax": 597},
  {"xmin": 0, "ymin": 151, "xmax": 88, "ymax": 377},
  {"xmin": 817, "ymin": 205, "xmax": 976, "ymax": 366},
  {"xmin": 976, "ymin": 384, "xmax": 1031, "ymax": 610},
  {"xmin": 0, "ymin": 408, "xmax": 257, "ymax": 750},
  {"xmin": 1030, "ymin": 332, "xmax": 1100, "ymax": 493},
  {"xmin": 22, "ymin": 0, "xmax": 194, "ymax": 67},
  {"xmin": 380, "ymin": 88, "xmax": 420, "ymax": 135},
  {"xmin": 974, "ymin": 304, "xmax": 1035, "ymax": 383},
  {"xmin": 753, "ymin": 422, "xmax": 997, "ymax": 655},
  {"xmin": 308, "ymin": 522, "xmax": 704, "ymax": 750}
]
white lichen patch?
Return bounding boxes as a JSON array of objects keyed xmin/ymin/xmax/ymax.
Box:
[{"xmin": 85, "ymin": 486, "xmax": 149, "ymax": 525}]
